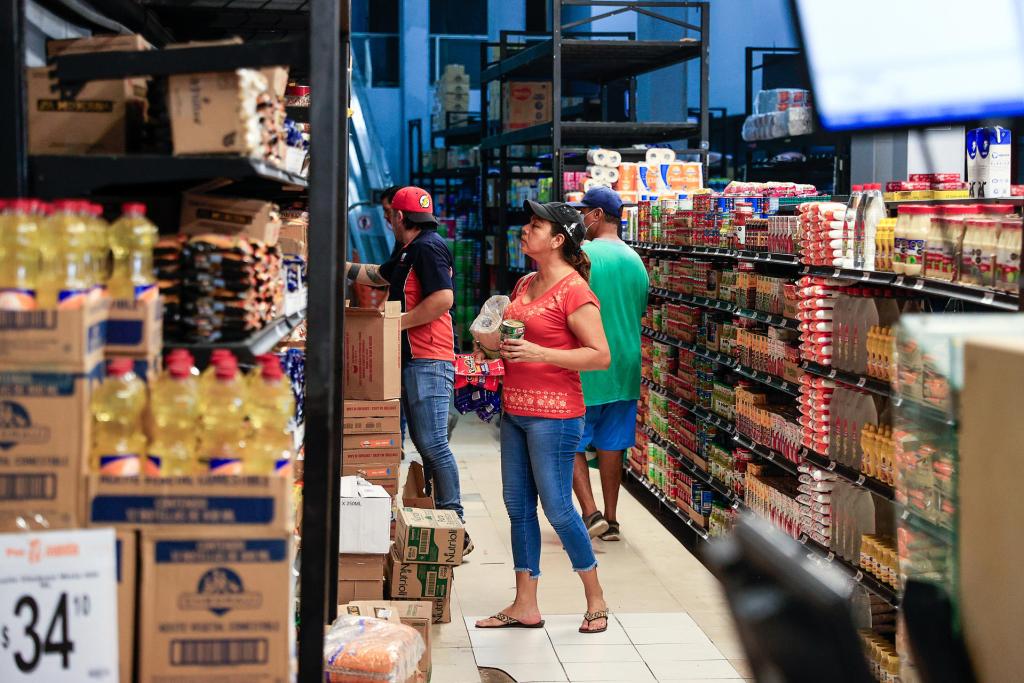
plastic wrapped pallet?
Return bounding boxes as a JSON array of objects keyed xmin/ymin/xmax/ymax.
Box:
[{"xmin": 323, "ymin": 615, "xmax": 425, "ymax": 683}]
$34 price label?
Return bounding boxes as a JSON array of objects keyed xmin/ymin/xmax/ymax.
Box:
[{"xmin": 0, "ymin": 529, "xmax": 118, "ymax": 681}]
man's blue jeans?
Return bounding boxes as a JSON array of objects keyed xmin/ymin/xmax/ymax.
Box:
[
  {"xmin": 500, "ymin": 412, "xmax": 597, "ymax": 578},
  {"xmin": 401, "ymin": 359, "xmax": 464, "ymax": 520}
]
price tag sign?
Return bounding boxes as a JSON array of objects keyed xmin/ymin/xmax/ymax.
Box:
[{"xmin": 0, "ymin": 529, "xmax": 118, "ymax": 682}]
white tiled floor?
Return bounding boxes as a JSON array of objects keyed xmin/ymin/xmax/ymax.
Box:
[{"xmin": 420, "ymin": 420, "xmax": 751, "ymax": 683}]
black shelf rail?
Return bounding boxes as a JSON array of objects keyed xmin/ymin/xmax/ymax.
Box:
[
  {"xmin": 801, "ymin": 360, "xmax": 893, "ymax": 398},
  {"xmin": 638, "ymin": 423, "xmax": 743, "ymax": 509},
  {"xmin": 799, "ymin": 536, "xmax": 901, "ymax": 607},
  {"xmin": 6, "ymin": 4, "xmax": 351, "ymax": 678},
  {"xmin": 734, "ymin": 307, "xmax": 801, "ymax": 331},
  {"xmin": 732, "ymin": 433, "xmax": 800, "ymax": 476},
  {"xmin": 165, "ymin": 310, "xmax": 306, "ymax": 363},
  {"xmin": 642, "ymin": 325, "xmax": 737, "ymax": 368},
  {"xmin": 625, "ymin": 467, "xmax": 710, "ymax": 540},
  {"xmin": 734, "ymin": 365, "xmax": 800, "ymax": 397}
]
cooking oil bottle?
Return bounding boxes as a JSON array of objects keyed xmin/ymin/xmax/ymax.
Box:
[
  {"xmin": 199, "ymin": 349, "xmax": 234, "ymax": 411},
  {"xmin": 198, "ymin": 354, "xmax": 248, "ymax": 474},
  {"xmin": 247, "ymin": 354, "xmax": 295, "ymax": 475},
  {"xmin": 0, "ymin": 199, "xmax": 42, "ymax": 310},
  {"xmin": 90, "ymin": 358, "xmax": 147, "ymax": 475},
  {"xmin": 148, "ymin": 357, "xmax": 200, "ymax": 476},
  {"xmin": 85, "ymin": 203, "xmax": 111, "ymax": 292},
  {"xmin": 109, "ymin": 202, "xmax": 158, "ymax": 301},
  {"xmin": 50, "ymin": 200, "xmax": 93, "ymax": 309}
]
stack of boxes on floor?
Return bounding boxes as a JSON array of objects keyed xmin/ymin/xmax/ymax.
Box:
[{"xmin": 431, "ymin": 64, "xmax": 471, "ymax": 131}]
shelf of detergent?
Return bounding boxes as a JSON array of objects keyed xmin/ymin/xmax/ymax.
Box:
[{"xmin": 628, "ymin": 242, "xmax": 1018, "ymax": 311}]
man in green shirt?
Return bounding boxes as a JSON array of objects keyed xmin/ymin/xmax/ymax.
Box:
[{"xmin": 569, "ymin": 187, "xmax": 649, "ymax": 541}]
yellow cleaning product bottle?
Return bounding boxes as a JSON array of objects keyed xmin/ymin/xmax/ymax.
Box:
[
  {"xmin": 247, "ymin": 354, "xmax": 295, "ymax": 475},
  {"xmin": 198, "ymin": 355, "xmax": 248, "ymax": 474},
  {"xmin": 90, "ymin": 358, "xmax": 147, "ymax": 475},
  {"xmin": 109, "ymin": 202, "xmax": 158, "ymax": 301},
  {"xmin": 148, "ymin": 356, "xmax": 200, "ymax": 476}
]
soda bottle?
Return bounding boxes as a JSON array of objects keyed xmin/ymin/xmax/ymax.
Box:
[
  {"xmin": 198, "ymin": 355, "xmax": 248, "ymax": 474},
  {"xmin": 247, "ymin": 354, "xmax": 295, "ymax": 475},
  {"xmin": 109, "ymin": 202, "xmax": 158, "ymax": 301},
  {"xmin": 0, "ymin": 199, "xmax": 42, "ymax": 310},
  {"xmin": 148, "ymin": 358, "xmax": 200, "ymax": 476},
  {"xmin": 86, "ymin": 203, "xmax": 111, "ymax": 290},
  {"xmin": 50, "ymin": 200, "xmax": 93, "ymax": 308},
  {"xmin": 91, "ymin": 358, "xmax": 147, "ymax": 475}
]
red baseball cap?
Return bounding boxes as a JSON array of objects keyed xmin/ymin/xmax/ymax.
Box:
[{"xmin": 390, "ymin": 186, "xmax": 438, "ymax": 225}]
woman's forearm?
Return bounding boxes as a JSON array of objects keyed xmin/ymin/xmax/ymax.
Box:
[{"xmin": 537, "ymin": 346, "xmax": 610, "ymax": 372}]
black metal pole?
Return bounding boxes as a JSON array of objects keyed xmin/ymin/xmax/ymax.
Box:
[
  {"xmin": 698, "ymin": 2, "xmax": 710, "ymax": 175},
  {"xmin": 1, "ymin": 0, "xmax": 27, "ymax": 196},
  {"xmin": 552, "ymin": 0, "xmax": 563, "ymax": 200},
  {"xmin": 298, "ymin": 0, "xmax": 348, "ymax": 678}
]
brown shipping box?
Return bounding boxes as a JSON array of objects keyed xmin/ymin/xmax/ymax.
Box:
[
  {"xmin": 138, "ymin": 529, "xmax": 293, "ymax": 683},
  {"xmin": 960, "ymin": 339, "xmax": 1024, "ymax": 683},
  {"xmin": 117, "ymin": 529, "xmax": 138, "ymax": 683},
  {"xmin": 338, "ymin": 553, "xmax": 386, "ymax": 604},
  {"xmin": 87, "ymin": 474, "xmax": 293, "ymax": 532},
  {"xmin": 0, "ymin": 362, "xmax": 102, "ymax": 531},
  {"xmin": 180, "ymin": 186, "xmax": 281, "ymax": 244},
  {"xmin": 387, "ymin": 547, "xmax": 454, "ymax": 600},
  {"xmin": 342, "ymin": 461, "xmax": 400, "ymax": 497},
  {"xmin": 106, "ymin": 295, "xmax": 163, "ymax": 357},
  {"xmin": 47, "ymin": 33, "xmax": 153, "ymax": 58},
  {"xmin": 344, "ymin": 302, "xmax": 402, "ymax": 400},
  {"xmin": 344, "ymin": 399, "xmax": 401, "ymax": 434},
  {"xmin": 502, "ymin": 81, "xmax": 552, "ymax": 131},
  {"xmin": 0, "ymin": 296, "xmax": 109, "ymax": 371},
  {"xmin": 402, "ymin": 462, "xmax": 434, "ymax": 510},
  {"xmin": 395, "ymin": 507, "xmax": 465, "ymax": 565},
  {"xmin": 344, "ymin": 433, "xmax": 401, "ymax": 451},
  {"xmin": 345, "ymin": 600, "xmax": 432, "ymax": 676}
]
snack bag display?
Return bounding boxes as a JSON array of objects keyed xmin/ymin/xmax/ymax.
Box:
[{"xmin": 323, "ymin": 615, "xmax": 425, "ymax": 683}]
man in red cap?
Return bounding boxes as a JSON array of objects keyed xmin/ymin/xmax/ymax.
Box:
[{"xmin": 346, "ymin": 186, "xmax": 472, "ymax": 555}]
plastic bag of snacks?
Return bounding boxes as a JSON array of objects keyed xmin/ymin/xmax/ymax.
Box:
[
  {"xmin": 469, "ymin": 295, "xmax": 510, "ymax": 358},
  {"xmin": 323, "ymin": 615, "xmax": 424, "ymax": 682},
  {"xmin": 454, "ymin": 355, "xmax": 505, "ymax": 422}
]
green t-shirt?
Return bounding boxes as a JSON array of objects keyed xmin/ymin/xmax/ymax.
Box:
[{"xmin": 580, "ymin": 238, "xmax": 649, "ymax": 406}]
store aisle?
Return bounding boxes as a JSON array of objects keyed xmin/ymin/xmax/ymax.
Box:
[{"xmin": 429, "ymin": 419, "xmax": 751, "ymax": 683}]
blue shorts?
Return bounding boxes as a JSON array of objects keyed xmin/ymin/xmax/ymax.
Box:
[{"xmin": 577, "ymin": 399, "xmax": 639, "ymax": 452}]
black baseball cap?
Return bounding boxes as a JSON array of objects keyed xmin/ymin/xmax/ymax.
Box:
[{"xmin": 524, "ymin": 200, "xmax": 585, "ymax": 250}]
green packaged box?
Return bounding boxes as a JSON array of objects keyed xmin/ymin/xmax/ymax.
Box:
[{"xmin": 394, "ymin": 507, "xmax": 465, "ymax": 565}]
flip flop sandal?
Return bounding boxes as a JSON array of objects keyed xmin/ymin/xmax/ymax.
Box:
[
  {"xmin": 476, "ymin": 612, "xmax": 546, "ymax": 629},
  {"xmin": 579, "ymin": 609, "xmax": 609, "ymax": 634}
]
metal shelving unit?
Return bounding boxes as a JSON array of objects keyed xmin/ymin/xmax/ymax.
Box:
[
  {"xmin": 480, "ymin": 1, "xmax": 710, "ymax": 292},
  {"xmin": 3, "ymin": 2, "xmax": 348, "ymax": 678}
]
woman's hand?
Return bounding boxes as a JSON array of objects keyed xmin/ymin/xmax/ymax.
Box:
[
  {"xmin": 500, "ymin": 338, "xmax": 548, "ymax": 363},
  {"xmin": 471, "ymin": 341, "xmax": 487, "ymax": 363}
]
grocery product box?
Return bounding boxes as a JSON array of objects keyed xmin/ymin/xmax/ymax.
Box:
[
  {"xmin": 0, "ymin": 295, "xmax": 109, "ymax": 371},
  {"xmin": 0, "ymin": 362, "xmax": 102, "ymax": 531},
  {"xmin": 502, "ymin": 81, "xmax": 552, "ymax": 131},
  {"xmin": 180, "ymin": 184, "xmax": 282, "ymax": 244},
  {"xmin": 342, "ymin": 461, "xmax": 400, "ymax": 497},
  {"xmin": 338, "ymin": 475, "xmax": 392, "ymax": 554},
  {"xmin": 344, "ymin": 600, "xmax": 432, "ymax": 676},
  {"xmin": 117, "ymin": 529, "xmax": 138, "ymax": 683},
  {"xmin": 344, "ymin": 302, "xmax": 401, "ymax": 400},
  {"xmin": 344, "ymin": 432, "xmax": 401, "ymax": 451},
  {"xmin": 395, "ymin": 507, "xmax": 465, "ymax": 565},
  {"xmin": 29, "ymin": 34, "xmax": 150, "ymax": 155},
  {"xmin": 167, "ymin": 67, "xmax": 288, "ymax": 158},
  {"xmin": 87, "ymin": 474, "xmax": 293, "ymax": 532},
  {"xmin": 106, "ymin": 295, "xmax": 162, "ymax": 357},
  {"xmin": 137, "ymin": 529, "xmax": 293, "ymax": 683},
  {"xmin": 344, "ymin": 399, "xmax": 401, "ymax": 434},
  {"xmin": 387, "ymin": 546, "xmax": 454, "ymax": 599},
  {"xmin": 338, "ymin": 553, "xmax": 386, "ymax": 604},
  {"xmin": 401, "ymin": 461, "xmax": 434, "ymax": 510}
]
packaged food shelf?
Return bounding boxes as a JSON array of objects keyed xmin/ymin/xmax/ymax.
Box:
[
  {"xmin": 480, "ymin": 121, "xmax": 702, "ymax": 150},
  {"xmin": 733, "ymin": 365, "xmax": 801, "ymax": 397},
  {"xmin": 639, "ymin": 423, "xmax": 743, "ymax": 508},
  {"xmin": 731, "ymin": 433, "xmax": 800, "ymax": 476},
  {"xmin": 898, "ymin": 506, "xmax": 956, "ymax": 546},
  {"xmin": 798, "ymin": 448, "xmax": 895, "ymax": 502},
  {"xmin": 641, "ymin": 377, "xmax": 735, "ymax": 436},
  {"xmin": 733, "ymin": 307, "xmax": 801, "ymax": 331},
  {"xmin": 166, "ymin": 309, "xmax": 307, "ymax": 363},
  {"xmin": 735, "ymin": 250, "xmax": 801, "ymax": 265},
  {"xmin": 800, "ymin": 360, "xmax": 894, "ymax": 398},
  {"xmin": 798, "ymin": 536, "xmax": 901, "ymax": 608},
  {"xmin": 641, "ymin": 326, "xmax": 737, "ymax": 368},
  {"xmin": 625, "ymin": 467, "xmax": 711, "ymax": 541}
]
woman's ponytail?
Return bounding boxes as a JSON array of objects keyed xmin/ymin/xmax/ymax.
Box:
[{"xmin": 565, "ymin": 246, "xmax": 591, "ymax": 282}]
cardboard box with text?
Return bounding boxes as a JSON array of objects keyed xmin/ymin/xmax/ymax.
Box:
[
  {"xmin": 338, "ymin": 476, "xmax": 392, "ymax": 554},
  {"xmin": 180, "ymin": 186, "xmax": 282, "ymax": 244},
  {"xmin": 502, "ymin": 81, "xmax": 552, "ymax": 131},
  {"xmin": 344, "ymin": 399, "xmax": 401, "ymax": 434},
  {"xmin": 395, "ymin": 507, "xmax": 465, "ymax": 565},
  {"xmin": 106, "ymin": 296, "xmax": 162, "ymax": 357},
  {"xmin": 344, "ymin": 302, "xmax": 401, "ymax": 400},
  {"xmin": 338, "ymin": 553, "xmax": 386, "ymax": 604},
  {"xmin": 116, "ymin": 529, "xmax": 138, "ymax": 683},
  {"xmin": 344, "ymin": 600, "xmax": 432, "ymax": 677},
  {"xmin": 0, "ymin": 296, "xmax": 109, "ymax": 371},
  {"xmin": 387, "ymin": 547, "xmax": 453, "ymax": 600}
]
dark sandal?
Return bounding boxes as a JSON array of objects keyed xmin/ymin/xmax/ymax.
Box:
[
  {"xmin": 579, "ymin": 609, "xmax": 609, "ymax": 634},
  {"xmin": 476, "ymin": 612, "xmax": 545, "ymax": 629}
]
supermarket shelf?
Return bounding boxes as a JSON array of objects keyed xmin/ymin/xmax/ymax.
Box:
[
  {"xmin": 165, "ymin": 309, "xmax": 307, "ymax": 362},
  {"xmin": 432, "ymin": 124, "xmax": 482, "ymax": 145},
  {"xmin": 639, "ymin": 423, "xmax": 743, "ymax": 509},
  {"xmin": 734, "ymin": 307, "xmax": 800, "ymax": 331},
  {"xmin": 801, "ymin": 360, "xmax": 894, "ymax": 398},
  {"xmin": 481, "ymin": 121, "xmax": 700, "ymax": 150},
  {"xmin": 643, "ymin": 325, "xmax": 737, "ymax": 368},
  {"xmin": 885, "ymin": 196, "xmax": 1024, "ymax": 207},
  {"xmin": 898, "ymin": 506, "xmax": 955, "ymax": 545},
  {"xmin": 732, "ymin": 433, "xmax": 800, "ymax": 476},
  {"xmin": 286, "ymin": 106, "xmax": 309, "ymax": 123},
  {"xmin": 421, "ymin": 167, "xmax": 480, "ymax": 179},
  {"xmin": 734, "ymin": 365, "xmax": 800, "ymax": 397},
  {"xmin": 799, "ymin": 448, "xmax": 896, "ymax": 502},
  {"xmin": 649, "ymin": 288, "xmax": 737, "ymax": 315},
  {"xmin": 799, "ymin": 536, "xmax": 901, "ymax": 607},
  {"xmin": 688, "ymin": 246, "xmax": 738, "ymax": 258},
  {"xmin": 30, "ymin": 154, "xmax": 308, "ymax": 197},
  {"xmin": 735, "ymin": 250, "xmax": 801, "ymax": 266},
  {"xmin": 888, "ymin": 274, "xmax": 1018, "ymax": 311},
  {"xmin": 625, "ymin": 467, "xmax": 710, "ymax": 541},
  {"xmin": 482, "ymin": 38, "xmax": 702, "ymax": 84},
  {"xmin": 641, "ymin": 376, "xmax": 734, "ymax": 436}
]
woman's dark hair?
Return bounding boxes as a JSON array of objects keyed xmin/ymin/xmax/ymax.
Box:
[{"xmin": 553, "ymin": 226, "xmax": 590, "ymax": 282}]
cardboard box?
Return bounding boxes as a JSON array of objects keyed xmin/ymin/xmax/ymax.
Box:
[
  {"xmin": 167, "ymin": 67, "xmax": 287, "ymax": 158},
  {"xmin": 387, "ymin": 547, "xmax": 454, "ymax": 600},
  {"xmin": 0, "ymin": 296, "xmax": 109, "ymax": 371},
  {"xmin": 344, "ymin": 302, "xmax": 401, "ymax": 400},
  {"xmin": 344, "ymin": 600, "xmax": 432, "ymax": 676},
  {"xmin": 87, "ymin": 474, "xmax": 293, "ymax": 532},
  {"xmin": 0, "ymin": 362, "xmax": 102, "ymax": 531},
  {"xmin": 344, "ymin": 399, "xmax": 401, "ymax": 434},
  {"xmin": 106, "ymin": 295, "xmax": 162, "ymax": 357},
  {"xmin": 502, "ymin": 81, "xmax": 552, "ymax": 131},
  {"xmin": 180, "ymin": 185, "xmax": 282, "ymax": 244},
  {"xmin": 338, "ymin": 554, "xmax": 386, "ymax": 604},
  {"xmin": 29, "ymin": 35, "xmax": 150, "ymax": 155},
  {"xmin": 338, "ymin": 476, "xmax": 392, "ymax": 554},
  {"xmin": 395, "ymin": 507, "xmax": 465, "ymax": 565},
  {"xmin": 342, "ymin": 462, "xmax": 400, "ymax": 497},
  {"xmin": 344, "ymin": 432, "xmax": 401, "ymax": 451},
  {"xmin": 138, "ymin": 529, "xmax": 293, "ymax": 683},
  {"xmin": 116, "ymin": 529, "xmax": 138, "ymax": 683},
  {"xmin": 402, "ymin": 462, "xmax": 434, "ymax": 510}
]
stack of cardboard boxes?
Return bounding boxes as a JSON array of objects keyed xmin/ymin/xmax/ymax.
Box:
[
  {"xmin": 431, "ymin": 64, "xmax": 471, "ymax": 131},
  {"xmin": 388, "ymin": 507, "xmax": 467, "ymax": 625}
]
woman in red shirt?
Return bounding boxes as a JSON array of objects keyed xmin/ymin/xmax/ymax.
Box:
[{"xmin": 475, "ymin": 201, "xmax": 612, "ymax": 634}]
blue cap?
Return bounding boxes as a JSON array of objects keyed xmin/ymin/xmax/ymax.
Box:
[{"xmin": 569, "ymin": 186, "xmax": 624, "ymax": 219}]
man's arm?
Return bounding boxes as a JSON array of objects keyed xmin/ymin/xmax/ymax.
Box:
[
  {"xmin": 345, "ymin": 261, "xmax": 389, "ymax": 287},
  {"xmin": 400, "ymin": 289, "xmax": 453, "ymax": 330}
]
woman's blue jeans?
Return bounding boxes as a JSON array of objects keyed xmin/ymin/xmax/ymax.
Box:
[{"xmin": 500, "ymin": 412, "xmax": 597, "ymax": 578}]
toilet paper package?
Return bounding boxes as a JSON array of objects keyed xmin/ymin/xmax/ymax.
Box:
[
  {"xmin": 586, "ymin": 148, "xmax": 622, "ymax": 167},
  {"xmin": 645, "ymin": 148, "xmax": 676, "ymax": 165},
  {"xmin": 587, "ymin": 165, "xmax": 619, "ymax": 184},
  {"xmin": 969, "ymin": 126, "xmax": 1012, "ymax": 198}
]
